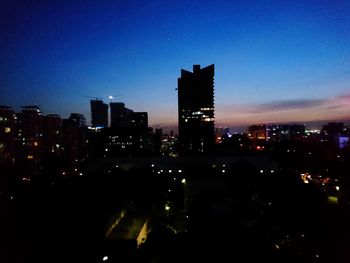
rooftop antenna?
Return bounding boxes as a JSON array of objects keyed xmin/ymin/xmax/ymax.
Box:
[{"xmin": 85, "ymin": 96, "xmax": 102, "ymax": 100}]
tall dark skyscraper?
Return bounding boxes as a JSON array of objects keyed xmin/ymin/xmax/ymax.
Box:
[
  {"xmin": 178, "ymin": 64, "xmax": 215, "ymax": 154},
  {"xmin": 90, "ymin": 99, "xmax": 108, "ymax": 128},
  {"xmin": 110, "ymin": 102, "xmax": 133, "ymax": 128}
]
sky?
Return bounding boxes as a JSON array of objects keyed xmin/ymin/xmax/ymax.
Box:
[{"xmin": 1, "ymin": 0, "xmax": 350, "ymax": 131}]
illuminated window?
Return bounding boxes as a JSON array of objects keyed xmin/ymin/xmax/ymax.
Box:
[
  {"xmin": 34, "ymin": 141, "xmax": 38, "ymax": 146},
  {"xmin": 27, "ymin": 155, "xmax": 34, "ymax": 160},
  {"xmin": 4, "ymin": 127, "xmax": 11, "ymax": 133}
]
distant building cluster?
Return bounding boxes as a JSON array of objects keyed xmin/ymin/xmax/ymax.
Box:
[
  {"xmin": 246, "ymin": 122, "xmax": 350, "ymax": 148},
  {"xmin": 248, "ymin": 124, "xmax": 305, "ymax": 142},
  {"xmin": 90, "ymin": 99, "xmax": 148, "ymax": 129},
  {"xmin": 0, "ymin": 102, "xmax": 176, "ymax": 179},
  {"xmin": 1, "ymin": 64, "xmax": 349, "ymax": 179},
  {"xmin": 0, "ymin": 105, "xmax": 87, "ymax": 177},
  {"xmin": 87, "ymin": 99, "xmax": 176, "ymax": 158}
]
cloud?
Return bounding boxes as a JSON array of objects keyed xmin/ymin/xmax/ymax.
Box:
[
  {"xmin": 248, "ymin": 98, "xmax": 327, "ymax": 113},
  {"xmin": 216, "ymin": 94, "xmax": 350, "ymax": 126},
  {"xmin": 337, "ymin": 93, "xmax": 350, "ymax": 100}
]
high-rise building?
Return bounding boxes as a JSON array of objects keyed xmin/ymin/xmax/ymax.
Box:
[
  {"xmin": 110, "ymin": 102, "xmax": 133, "ymax": 128},
  {"xmin": 178, "ymin": 64, "xmax": 215, "ymax": 154},
  {"xmin": 42, "ymin": 114, "xmax": 62, "ymax": 155},
  {"xmin": 69, "ymin": 113, "xmax": 86, "ymax": 128},
  {"xmin": 61, "ymin": 118, "xmax": 82, "ymax": 164},
  {"xmin": 90, "ymin": 99, "xmax": 108, "ymax": 128},
  {"xmin": 16, "ymin": 105, "xmax": 43, "ymax": 172},
  {"xmin": 0, "ymin": 106, "xmax": 16, "ymax": 162},
  {"xmin": 108, "ymin": 103, "xmax": 149, "ymax": 156}
]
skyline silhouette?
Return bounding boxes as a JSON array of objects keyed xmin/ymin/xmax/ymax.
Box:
[{"xmin": 1, "ymin": 0, "xmax": 350, "ymax": 130}]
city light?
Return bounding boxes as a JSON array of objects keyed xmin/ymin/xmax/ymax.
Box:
[{"xmin": 102, "ymin": 256, "xmax": 109, "ymax": 261}]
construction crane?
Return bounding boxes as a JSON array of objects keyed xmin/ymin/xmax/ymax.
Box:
[
  {"xmin": 85, "ymin": 96, "xmax": 103, "ymax": 101},
  {"xmin": 108, "ymin": 94, "xmax": 123, "ymax": 102}
]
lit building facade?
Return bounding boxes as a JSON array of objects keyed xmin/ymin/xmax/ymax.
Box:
[
  {"xmin": 248, "ymin": 125, "xmax": 267, "ymax": 140},
  {"xmin": 178, "ymin": 64, "xmax": 215, "ymax": 154},
  {"xmin": 0, "ymin": 106, "xmax": 16, "ymax": 162}
]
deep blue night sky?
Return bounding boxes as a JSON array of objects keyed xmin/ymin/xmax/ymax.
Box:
[{"xmin": 1, "ymin": 0, "xmax": 350, "ymax": 131}]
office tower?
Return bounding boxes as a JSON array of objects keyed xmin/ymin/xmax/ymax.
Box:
[
  {"xmin": 90, "ymin": 99, "xmax": 108, "ymax": 128},
  {"xmin": 178, "ymin": 64, "xmax": 215, "ymax": 154},
  {"xmin": 110, "ymin": 102, "xmax": 133, "ymax": 128},
  {"xmin": 108, "ymin": 102, "xmax": 150, "ymax": 156}
]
